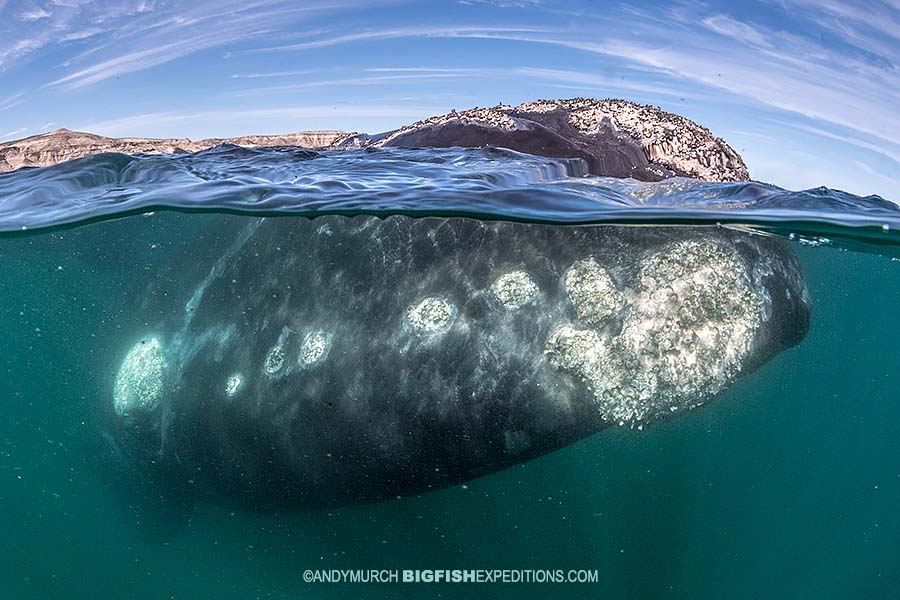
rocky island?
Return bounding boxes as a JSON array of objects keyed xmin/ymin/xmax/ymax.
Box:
[{"xmin": 0, "ymin": 97, "xmax": 748, "ymax": 182}]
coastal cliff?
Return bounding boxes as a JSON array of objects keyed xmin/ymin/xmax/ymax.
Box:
[
  {"xmin": 0, "ymin": 98, "xmax": 748, "ymax": 182},
  {"xmin": 0, "ymin": 129, "xmax": 357, "ymax": 173}
]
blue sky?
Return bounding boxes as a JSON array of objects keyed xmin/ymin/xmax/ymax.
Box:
[{"xmin": 0, "ymin": 0, "xmax": 897, "ymax": 199}]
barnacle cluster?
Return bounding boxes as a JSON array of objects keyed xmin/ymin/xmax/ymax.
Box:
[
  {"xmin": 407, "ymin": 297, "xmax": 456, "ymax": 334},
  {"xmin": 492, "ymin": 270, "xmax": 538, "ymax": 310},
  {"xmin": 546, "ymin": 240, "xmax": 763, "ymax": 425}
]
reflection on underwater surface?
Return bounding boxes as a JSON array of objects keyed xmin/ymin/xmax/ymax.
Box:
[
  {"xmin": 0, "ymin": 146, "xmax": 898, "ymax": 244},
  {"xmin": 1, "ymin": 146, "xmax": 900, "ymax": 598}
]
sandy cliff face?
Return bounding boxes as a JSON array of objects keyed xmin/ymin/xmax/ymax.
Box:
[
  {"xmin": 0, "ymin": 98, "xmax": 749, "ymax": 182},
  {"xmin": 0, "ymin": 129, "xmax": 355, "ymax": 172}
]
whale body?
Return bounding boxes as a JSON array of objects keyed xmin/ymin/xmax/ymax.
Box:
[{"xmin": 108, "ymin": 216, "xmax": 810, "ymax": 511}]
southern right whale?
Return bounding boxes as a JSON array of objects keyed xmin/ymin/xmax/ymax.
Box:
[{"xmin": 107, "ymin": 216, "xmax": 810, "ymax": 511}]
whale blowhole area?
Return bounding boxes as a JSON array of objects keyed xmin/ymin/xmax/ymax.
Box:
[
  {"xmin": 546, "ymin": 241, "xmax": 764, "ymax": 426},
  {"xmin": 491, "ymin": 270, "xmax": 538, "ymax": 310},
  {"xmin": 406, "ymin": 297, "xmax": 456, "ymax": 334},
  {"xmin": 113, "ymin": 336, "xmax": 165, "ymax": 417}
]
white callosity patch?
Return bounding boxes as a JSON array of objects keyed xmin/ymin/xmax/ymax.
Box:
[
  {"xmin": 225, "ymin": 373, "xmax": 242, "ymax": 397},
  {"xmin": 564, "ymin": 258, "xmax": 623, "ymax": 326},
  {"xmin": 113, "ymin": 337, "xmax": 165, "ymax": 417},
  {"xmin": 407, "ymin": 297, "xmax": 456, "ymax": 334},
  {"xmin": 263, "ymin": 344, "xmax": 285, "ymax": 375},
  {"xmin": 299, "ymin": 330, "xmax": 332, "ymax": 368},
  {"xmin": 622, "ymin": 240, "xmax": 763, "ymax": 402},
  {"xmin": 545, "ymin": 325, "xmax": 626, "ymax": 400},
  {"xmin": 491, "ymin": 270, "xmax": 538, "ymax": 310},
  {"xmin": 545, "ymin": 240, "xmax": 763, "ymax": 426}
]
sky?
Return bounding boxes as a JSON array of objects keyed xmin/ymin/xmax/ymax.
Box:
[{"xmin": 0, "ymin": 0, "xmax": 898, "ymax": 199}]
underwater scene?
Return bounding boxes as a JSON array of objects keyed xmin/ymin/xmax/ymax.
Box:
[{"xmin": 2, "ymin": 146, "xmax": 900, "ymax": 598}]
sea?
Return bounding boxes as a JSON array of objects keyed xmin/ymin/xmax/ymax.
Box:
[{"xmin": 1, "ymin": 145, "xmax": 899, "ymax": 599}]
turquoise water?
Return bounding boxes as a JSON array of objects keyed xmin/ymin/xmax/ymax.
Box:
[{"xmin": 2, "ymin": 147, "xmax": 900, "ymax": 598}]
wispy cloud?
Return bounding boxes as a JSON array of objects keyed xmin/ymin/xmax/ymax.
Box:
[
  {"xmin": 0, "ymin": 127, "xmax": 27, "ymax": 140},
  {"xmin": 47, "ymin": 1, "xmax": 373, "ymax": 90},
  {"xmin": 0, "ymin": 0, "xmax": 398, "ymax": 88},
  {"xmin": 699, "ymin": 15, "xmax": 774, "ymax": 48},
  {"xmin": 78, "ymin": 104, "xmax": 446, "ymax": 136},
  {"xmin": 367, "ymin": 66, "xmax": 492, "ymax": 73},
  {"xmin": 0, "ymin": 91, "xmax": 25, "ymax": 111},
  {"xmin": 238, "ymin": 25, "xmax": 556, "ymax": 54},
  {"xmin": 767, "ymin": 119, "xmax": 900, "ymax": 168},
  {"xmin": 229, "ymin": 72, "xmax": 480, "ymax": 96},
  {"xmin": 458, "ymin": 0, "xmax": 542, "ymax": 8},
  {"xmin": 231, "ymin": 69, "xmax": 320, "ymax": 79},
  {"xmin": 514, "ymin": 67, "xmax": 706, "ymax": 101},
  {"xmin": 17, "ymin": 7, "xmax": 51, "ymax": 21}
]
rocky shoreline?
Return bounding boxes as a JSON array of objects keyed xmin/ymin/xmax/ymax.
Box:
[{"xmin": 0, "ymin": 98, "xmax": 748, "ymax": 182}]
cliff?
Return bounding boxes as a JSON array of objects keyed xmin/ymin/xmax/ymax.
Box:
[{"xmin": 0, "ymin": 128, "xmax": 357, "ymax": 172}]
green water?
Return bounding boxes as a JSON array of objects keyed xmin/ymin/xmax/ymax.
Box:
[{"xmin": 2, "ymin": 212, "xmax": 899, "ymax": 599}]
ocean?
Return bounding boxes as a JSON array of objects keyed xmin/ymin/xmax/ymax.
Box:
[{"xmin": 1, "ymin": 145, "xmax": 899, "ymax": 599}]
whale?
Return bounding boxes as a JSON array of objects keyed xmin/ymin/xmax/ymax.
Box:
[{"xmin": 106, "ymin": 215, "xmax": 810, "ymax": 511}]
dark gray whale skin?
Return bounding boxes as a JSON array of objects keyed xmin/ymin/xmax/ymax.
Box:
[
  {"xmin": 381, "ymin": 113, "xmax": 665, "ymax": 181},
  {"xmin": 109, "ymin": 216, "xmax": 810, "ymax": 512}
]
